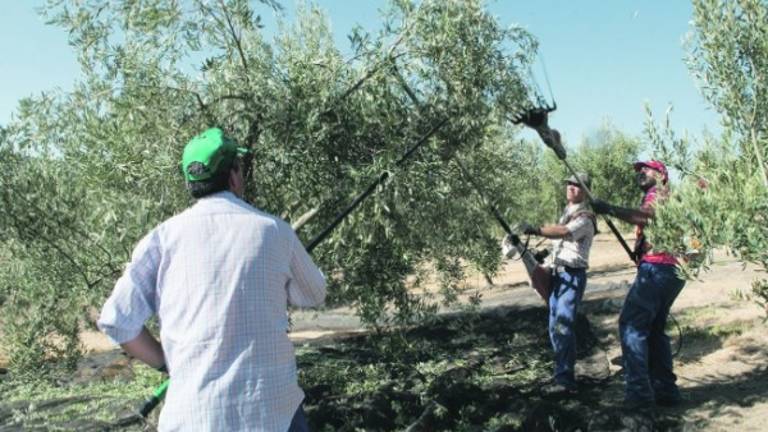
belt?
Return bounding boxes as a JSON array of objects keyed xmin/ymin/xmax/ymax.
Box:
[{"xmin": 554, "ymin": 265, "xmax": 586, "ymax": 274}]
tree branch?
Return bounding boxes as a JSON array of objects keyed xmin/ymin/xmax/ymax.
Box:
[
  {"xmin": 747, "ymin": 55, "xmax": 768, "ymax": 187},
  {"xmin": 291, "ymin": 206, "xmax": 321, "ymax": 231},
  {"xmin": 218, "ymin": 0, "xmax": 250, "ymax": 82}
]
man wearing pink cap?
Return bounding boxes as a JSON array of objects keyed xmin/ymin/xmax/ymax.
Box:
[{"xmin": 591, "ymin": 160, "xmax": 685, "ymax": 411}]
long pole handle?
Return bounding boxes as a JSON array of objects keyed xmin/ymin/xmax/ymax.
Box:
[
  {"xmin": 392, "ymin": 67, "xmax": 523, "ymax": 245},
  {"xmin": 453, "ymin": 158, "xmax": 513, "ymax": 235},
  {"xmin": 305, "ymin": 117, "xmax": 448, "ymax": 252},
  {"xmin": 138, "ymin": 379, "xmax": 169, "ymax": 418}
]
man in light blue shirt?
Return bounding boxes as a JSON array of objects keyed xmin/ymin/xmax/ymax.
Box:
[{"xmin": 99, "ymin": 128, "xmax": 326, "ymax": 431}]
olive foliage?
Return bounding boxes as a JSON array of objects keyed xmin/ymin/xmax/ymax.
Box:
[
  {"xmin": 0, "ymin": 0, "xmax": 647, "ymax": 371},
  {"xmin": 0, "ymin": 0, "xmax": 546, "ymax": 370},
  {"xmin": 644, "ymin": 0, "xmax": 768, "ymax": 315}
]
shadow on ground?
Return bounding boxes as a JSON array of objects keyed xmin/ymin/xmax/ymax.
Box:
[
  {"xmin": 664, "ymin": 365, "xmax": 768, "ymax": 430},
  {"xmin": 299, "ymin": 304, "xmax": 661, "ymax": 431},
  {"xmin": 2, "ymin": 303, "xmax": 766, "ymax": 431}
]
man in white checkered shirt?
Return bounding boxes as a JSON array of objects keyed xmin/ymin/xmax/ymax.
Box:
[
  {"xmin": 98, "ymin": 128, "xmax": 326, "ymax": 431},
  {"xmin": 518, "ymin": 172, "xmax": 596, "ymax": 395}
]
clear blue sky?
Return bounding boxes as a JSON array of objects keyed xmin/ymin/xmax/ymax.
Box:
[{"xmin": 0, "ymin": 1, "xmax": 721, "ymax": 145}]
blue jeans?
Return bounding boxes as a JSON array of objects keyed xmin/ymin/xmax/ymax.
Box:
[
  {"xmin": 288, "ymin": 404, "xmax": 309, "ymax": 432},
  {"xmin": 620, "ymin": 262, "xmax": 685, "ymax": 403},
  {"xmin": 549, "ymin": 267, "xmax": 587, "ymax": 388}
]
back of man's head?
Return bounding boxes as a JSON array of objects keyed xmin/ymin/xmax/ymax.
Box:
[{"xmin": 181, "ymin": 128, "xmax": 250, "ymax": 198}]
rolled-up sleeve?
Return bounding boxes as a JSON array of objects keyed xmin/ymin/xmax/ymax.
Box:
[
  {"xmin": 285, "ymin": 228, "xmax": 326, "ymax": 307},
  {"xmin": 98, "ymin": 230, "xmax": 161, "ymax": 344},
  {"xmin": 566, "ymin": 215, "xmax": 594, "ymax": 241}
]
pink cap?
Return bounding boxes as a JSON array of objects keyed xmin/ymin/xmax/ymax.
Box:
[{"xmin": 634, "ymin": 160, "xmax": 668, "ymax": 184}]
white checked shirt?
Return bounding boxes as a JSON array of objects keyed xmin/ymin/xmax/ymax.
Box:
[
  {"xmin": 98, "ymin": 191, "xmax": 326, "ymax": 432},
  {"xmin": 548, "ymin": 202, "xmax": 595, "ymax": 269}
]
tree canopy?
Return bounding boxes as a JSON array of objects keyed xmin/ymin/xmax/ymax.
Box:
[
  {"xmin": 646, "ymin": 0, "xmax": 768, "ymax": 313},
  {"xmin": 0, "ymin": 0, "xmax": 645, "ymax": 370}
]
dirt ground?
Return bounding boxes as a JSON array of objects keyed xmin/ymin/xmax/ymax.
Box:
[
  {"xmin": 286, "ymin": 232, "xmax": 768, "ymax": 430},
  {"xmin": 578, "ymin": 235, "xmax": 768, "ymax": 431},
  {"xmin": 3, "ymin": 232, "xmax": 767, "ymax": 430}
]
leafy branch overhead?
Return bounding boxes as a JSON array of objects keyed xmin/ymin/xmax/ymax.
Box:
[
  {"xmin": 645, "ymin": 0, "xmax": 768, "ymax": 314},
  {"xmin": 0, "ymin": 0, "xmax": 565, "ymax": 370}
]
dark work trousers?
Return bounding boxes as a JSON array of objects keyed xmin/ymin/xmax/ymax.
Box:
[
  {"xmin": 548, "ymin": 267, "xmax": 587, "ymax": 388},
  {"xmin": 620, "ymin": 262, "xmax": 685, "ymax": 403}
]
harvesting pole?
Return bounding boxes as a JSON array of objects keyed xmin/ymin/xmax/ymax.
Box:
[
  {"xmin": 137, "ymin": 379, "xmax": 169, "ymax": 418},
  {"xmin": 390, "ymin": 67, "xmax": 516, "ymax": 233},
  {"xmin": 391, "ymin": 66, "xmax": 553, "ymax": 302},
  {"xmin": 305, "ymin": 117, "xmax": 448, "ymax": 251},
  {"xmin": 511, "ymin": 109, "xmax": 637, "ymax": 264}
]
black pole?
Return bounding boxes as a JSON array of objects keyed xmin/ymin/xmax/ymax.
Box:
[
  {"xmin": 391, "ymin": 67, "xmax": 523, "ymax": 246},
  {"xmin": 452, "ymin": 157, "xmax": 519, "ymax": 241},
  {"xmin": 305, "ymin": 117, "xmax": 448, "ymax": 252},
  {"xmin": 507, "ymin": 102, "xmax": 636, "ymax": 264}
]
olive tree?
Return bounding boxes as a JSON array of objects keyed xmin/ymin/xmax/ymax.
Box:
[
  {"xmin": 644, "ymin": 0, "xmax": 768, "ymax": 315},
  {"xmin": 0, "ymin": 0, "xmax": 547, "ymax": 370}
]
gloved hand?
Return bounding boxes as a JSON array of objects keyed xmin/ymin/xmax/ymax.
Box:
[
  {"xmin": 590, "ymin": 199, "xmax": 612, "ymax": 215},
  {"xmin": 519, "ymin": 222, "xmax": 540, "ymax": 236}
]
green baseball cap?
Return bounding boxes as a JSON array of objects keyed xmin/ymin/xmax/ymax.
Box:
[{"xmin": 181, "ymin": 128, "xmax": 250, "ymax": 182}]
